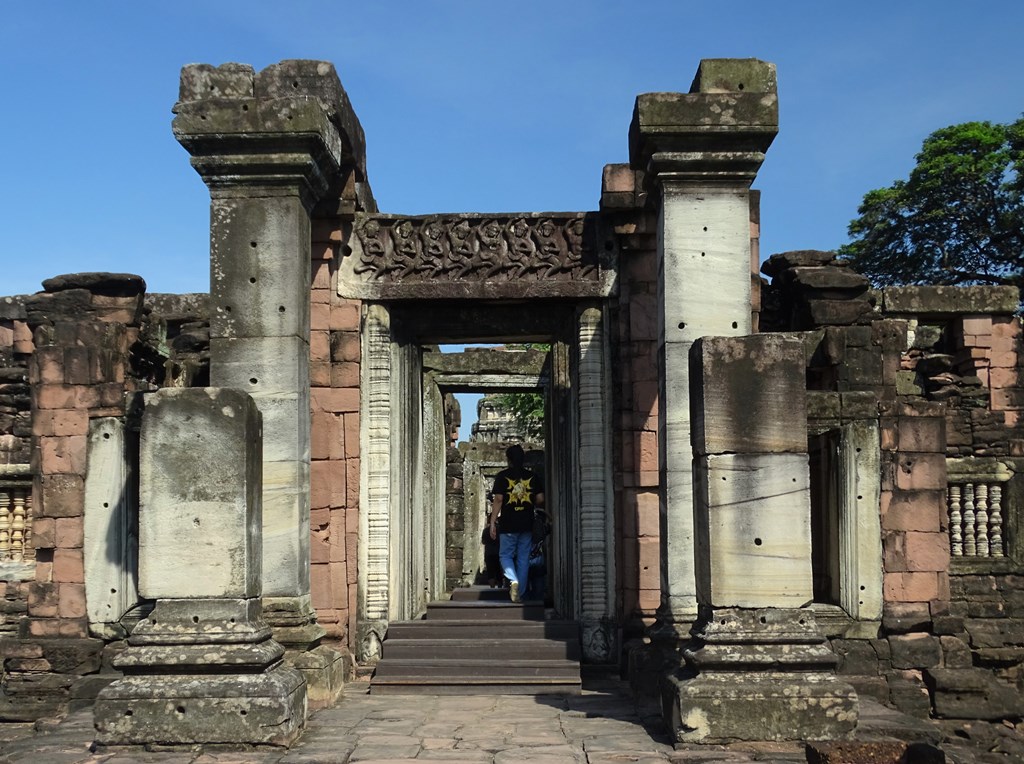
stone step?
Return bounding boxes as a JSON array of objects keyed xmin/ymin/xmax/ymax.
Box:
[
  {"xmin": 372, "ymin": 658, "xmax": 581, "ymax": 681},
  {"xmin": 369, "ymin": 678, "xmax": 581, "ymax": 695},
  {"xmin": 425, "ymin": 601, "xmax": 545, "ymax": 621},
  {"xmin": 384, "ymin": 619, "xmax": 578, "ymax": 641},
  {"xmin": 381, "ymin": 638, "xmax": 580, "ymax": 661}
]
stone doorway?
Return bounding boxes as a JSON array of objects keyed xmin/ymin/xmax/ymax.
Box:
[{"xmin": 354, "ymin": 299, "xmax": 616, "ymax": 664}]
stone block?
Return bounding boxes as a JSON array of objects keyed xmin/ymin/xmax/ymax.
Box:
[
  {"xmin": 895, "ymin": 453, "xmax": 946, "ymax": 491},
  {"xmin": 94, "ymin": 668, "xmax": 306, "ymax": 746},
  {"xmin": 881, "ymin": 490, "xmax": 944, "ymax": 532},
  {"xmin": 884, "ymin": 572, "xmax": 940, "ymax": 603},
  {"xmin": 138, "ymin": 388, "xmax": 262, "ymax": 600},
  {"xmin": 890, "ymin": 633, "xmax": 941, "ymax": 669},
  {"xmin": 695, "ymin": 453, "xmax": 812, "ymax": 608},
  {"xmin": 52, "ymin": 549, "xmax": 84, "ymax": 583},
  {"xmin": 690, "ymin": 334, "xmax": 806, "ymax": 456},
  {"xmin": 904, "ymin": 531, "xmax": 950, "ymax": 572},
  {"xmin": 924, "ymin": 667, "xmax": 1024, "ymax": 720},
  {"xmin": 210, "ymin": 335, "xmax": 310, "ymax": 398},
  {"xmin": 883, "ymin": 285, "xmax": 1019, "ymax": 315}
]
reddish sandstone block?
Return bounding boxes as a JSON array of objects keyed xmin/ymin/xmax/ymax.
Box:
[
  {"xmin": 310, "ymin": 330, "xmax": 330, "ymax": 362},
  {"xmin": 635, "ymin": 430, "xmax": 658, "ymax": 475},
  {"xmin": 988, "ymin": 349, "xmax": 1017, "ymax": 369},
  {"xmin": 310, "ymin": 563, "xmax": 332, "ymax": 610},
  {"xmin": 63, "ymin": 347, "xmax": 93, "ymax": 385},
  {"xmin": 346, "ymin": 458, "xmax": 359, "ymax": 508},
  {"xmin": 638, "ymin": 537, "xmax": 660, "ymax": 591},
  {"xmin": 311, "ymin": 412, "xmax": 333, "ymax": 461},
  {"xmin": 310, "ymin": 526, "xmax": 330, "ymax": 564},
  {"xmin": 346, "ymin": 533, "xmax": 358, "ymax": 584},
  {"xmin": 895, "ymin": 453, "xmax": 946, "ymax": 491},
  {"xmin": 603, "ymin": 164, "xmax": 636, "ymax": 193},
  {"xmin": 638, "ymin": 470, "xmax": 660, "ymax": 488},
  {"xmin": 638, "ymin": 587, "xmax": 660, "ymax": 613},
  {"xmin": 331, "ymin": 361, "xmax": 360, "ymax": 388},
  {"xmin": 311, "ymin": 387, "xmax": 359, "ymax": 413},
  {"xmin": 40, "ymin": 435, "xmax": 87, "ymax": 476},
  {"xmin": 311, "ymin": 219, "xmax": 342, "ymax": 243},
  {"xmin": 310, "ymin": 461, "xmax": 332, "ymax": 510},
  {"xmin": 330, "ymin": 463, "xmax": 347, "ymax": 508},
  {"xmin": 904, "ymin": 531, "xmax": 950, "ymax": 572},
  {"xmin": 55, "ymin": 517, "xmax": 84, "ymax": 548},
  {"xmin": 326, "ymin": 416, "xmax": 344, "ymax": 462},
  {"xmin": 27, "ymin": 619, "xmax": 62, "ymax": 638},
  {"xmin": 34, "ymin": 409, "xmax": 89, "ymax": 438},
  {"xmin": 31, "ymin": 347, "xmax": 64, "ymax": 384},
  {"xmin": 32, "ymin": 518, "xmax": 56, "ymax": 549},
  {"xmin": 311, "ymin": 260, "xmax": 331, "ymax": 290},
  {"xmin": 34, "ymin": 384, "xmax": 78, "ymax": 409},
  {"xmin": 992, "ymin": 387, "xmax": 1024, "ymax": 410},
  {"xmin": 35, "ymin": 561, "xmax": 53, "ymax": 582},
  {"xmin": 310, "ymin": 361, "xmax": 331, "ymax": 387},
  {"xmin": 28, "ymin": 582, "xmax": 58, "ymax": 617},
  {"xmin": 13, "ymin": 320, "xmax": 33, "ymax": 353},
  {"xmin": 310, "ymin": 302, "xmax": 331, "ymax": 331},
  {"xmin": 330, "ymin": 301, "xmax": 360, "ymax": 331},
  {"xmin": 58, "ymin": 583, "xmax": 87, "ymax": 618},
  {"xmin": 636, "ymin": 490, "xmax": 660, "ymax": 538},
  {"xmin": 881, "ymin": 491, "xmax": 943, "ymax": 533},
  {"xmin": 58, "ymin": 619, "xmax": 88, "ymax": 638},
  {"xmin": 53, "ymin": 549, "xmax": 84, "ymax": 583},
  {"xmin": 961, "ymin": 315, "xmax": 993, "ymax": 336},
  {"xmin": 345, "ymin": 506, "xmax": 359, "ymax": 537},
  {"xmin": 344, "ymin": 413, "xmax": 359, "ymax": 459},
  {"xmin": 990, "ymin": 366, "xmax": 1018, "ymax": 389},
  {"xmin": 884, "ymin": 571, "xmax": 939, "ymax": 603},
  {"xmin": 95, "ymin": 383, "xmax": 125, "ymax": 409},
  {"xmin": 330, "ymin": 331, "xmax": 360, "ymax": 363},
  {"xmin": 329, "ymin": 509, "xmax": 346, "ymax": 563},
  {"xmin": 897, "ymin": 417, "xmax": 944, "ymax": 453}
]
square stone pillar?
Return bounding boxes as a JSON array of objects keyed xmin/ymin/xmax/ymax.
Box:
[
  {"xmin": 661, "ymin": 335, "xmax": 857, "ymax": 744},
  {"xmin": 94, "ymin": 388, "xmax": 305, "ymax": 747},
  {"xmin": 173, "ymin": 61, "xmax": 364, "ymax": 701},
  {"xmin": 629, "ymin": 59, "xmax": 779, "ymax": 644}
]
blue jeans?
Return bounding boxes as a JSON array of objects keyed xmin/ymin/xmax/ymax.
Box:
[{"xmin": 499, "ymin": 531, "xmax": 532, "ymax": 591}]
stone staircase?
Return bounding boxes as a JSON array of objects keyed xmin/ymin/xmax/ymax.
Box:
[{"xmin": 369, "ymin": 586, "xmax": 582, "ymax": 695}]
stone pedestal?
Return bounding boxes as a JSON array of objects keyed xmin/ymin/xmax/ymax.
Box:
[
  {"xmin": 660, "ymin": 334, "xmax": 858, "ymax": 743},
  {"xmin": 94, "ymin": 388, "xmax": 306, "ymax": 747},
  {"xmin": 664, "ymin": 609, "xmax": 857, "ymax": 744}
]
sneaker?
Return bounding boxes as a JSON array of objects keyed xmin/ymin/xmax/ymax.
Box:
[{"xmin": 509, "ymin": 581, "xmax": 520, "ymax": 603}]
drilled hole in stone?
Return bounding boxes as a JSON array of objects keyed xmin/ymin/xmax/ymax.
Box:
[
  {"xmin": 719, "ymin": 619, "xmax": 726, "ymax": 625},
  {"xmin": 292, "ymin": 80, "xmax": 299, "ymax": 89},
  {"xmin": 224, "ymin": 305, "xmax": 232, "ymax": 313},
  {"xmin": 278, "ymin": 306, "xmax": 286, "ymax": 313},
  {"xmin": 702, "ymin": 226, "xmax": 708, "ymax": 232},
  {"xmin": 240, "ymin": 709, "xmax": 247, "ymax": 716},
  {"xmin": 192, "ymin": 616, "xmax": 199, "ymax": 623},
  {"xmin": 249, "ymin": 277, "xmax": 256, "ymax": 284},
  {"xmin": 738, "ymin": 83, "xmax": 745, "ymax": 91},
  {"xmin": 150, "ymin": 619, "xmax": 157, "ymax": 625},
  {"xmin": 241, "ymin": 104, "xmax": 248, "ymax": 111},
  {"xmin": 249, "ymin": 378, "xmax": 258, "ymax": 385},
  {"xmin": 193, "ymin": 517, "xmax": 200, "ymax": 527},
  {"xmin": 799, "ymin": 619, "xmax": 806, "ymax": 625},
  {"xmin": 759, "ymin": 616, "xmax": 766, "ymax": 623},
  {"xmin": 701, "ymin": 252, "xmax": 705, "ymax": 257},
  {"xmin": 176, "ymin": 706, "xmax": 186, "ymax": 714},
  {"xmin": 721, "ymin": 476, "xmax": 727, "ymax": 481},
  {"xmin": 103, "ymin": 502, "xmax": 109, "ymax": 508},
  {"xmin": 731, "ymin": 321, "xmax": 738, "ymax": 329},
  {"xmin": 250, "ymin": 241, "xmax": 257, "ymax": 248},
  {"xmin": 860, "ymin": 585, "xmax": 866, "ymax": 591},
  {"xmin": 754, "ymin": 538, "xmax": 762, "ymax": 546},
  {"xmin": 124, "ymin": 709, "xmax": 133, "ymax": 716},
  {"xmin": 857, "ymin": 495, "xmax": 863, "ymax": 500},
  {"xmin": 678, "ymin": 322, "xmax": 686, "ymax": 330},
  {"xmin": 199, "ymin": 114, "xmax": 207, "ymax": 120},
  {"xmin": 229, "ymin": 618, "xmax": 236, "ymax": 624},
  {"xmin": 103, "ymin": 432, "xmax": 110, "ymax": 440}
]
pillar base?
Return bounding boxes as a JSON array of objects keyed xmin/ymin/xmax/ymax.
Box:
[
  {"xmin": 288, "ymin": 644, "xmax": 349, "ymax": 709},
  {"xmin": 262, "ymin": 595, "xmax": 326, "ymax": 650},
  {"xmin": 94, "ymin": 668, "xmax": 306, "ymax": 747},
  {"xmin": 662, "ymin": 671, "xmax": 858, "ymax": 744},
  {"xmin": 661, "ymin": 607, "xmax": 858, "ymax": 744}
]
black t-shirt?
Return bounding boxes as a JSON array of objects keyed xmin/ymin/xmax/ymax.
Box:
[{"xmin": 492, "ymin": 467, "xmax": 544, "ymax": 534}]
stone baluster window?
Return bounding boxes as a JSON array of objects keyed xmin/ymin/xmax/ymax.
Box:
[
  {"xmin": 0, "ymin": 480, "xmax": 33, "ymax": 566},
  {"xmin": 946, "ymin": 458, "xmax": 1013, "ymax": 563}
]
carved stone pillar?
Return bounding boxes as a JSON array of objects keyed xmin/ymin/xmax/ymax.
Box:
[
  {"xmin": 628, "ymin": 59, "xmax": 779, "ymax": 647},
  {"xmin": 173, "ymin": 60, "xmax": 362, "ymax": 703}
]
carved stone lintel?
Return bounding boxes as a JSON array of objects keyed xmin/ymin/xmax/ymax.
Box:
[{"xmin": 342, "ymin": 213, "xmax": 613, "ymax": 299}]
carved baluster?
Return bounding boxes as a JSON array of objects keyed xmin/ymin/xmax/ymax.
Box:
[
  {"xmin": 989, "ymin": 484, "xmax": 1004, "ymax": 558},
  {"xmin": 948, "ymin": 484, "xmax": 962, "ymax": 557},
  {"xmin": 10, "ymin": 487, "xmax": 25, "ymax": 562},
  {"xmin": 0, "ymin": 488, "xmax": 10, "ymax": 561},
  {"xmin": 963, "ymin": 483, "xmax": 976, "ymax": 556},
  {"xmin": 975, "ymin": 483, "xmax": 989, "ymax": 557}
]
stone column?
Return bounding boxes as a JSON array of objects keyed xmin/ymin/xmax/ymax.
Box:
[
  {"xmin": 173, "ymin": 61, "xmax": 360, "ymax": 699},
  {"xmin": 94, "ymin": 388, "xmax": 305, "ymax": 747},
  {"xmin": 628, "ymin": 59, "xmax": 779, "ymax": 644},
  {"xmin": 662, "ymin": 335, "xmax": 857, "ymax": 743}
]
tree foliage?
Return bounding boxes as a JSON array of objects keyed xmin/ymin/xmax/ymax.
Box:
[
  {"xmin": 493, "ymin": 344, "xmax": 549, "ymax": 440},
  {"xmin": 840, "ymin": 118, "xmax": 1024, "ymax": 288}
]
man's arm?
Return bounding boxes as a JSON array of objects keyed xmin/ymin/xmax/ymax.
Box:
[{"xmin": 489, "ymin": 495, "xmax": 502, "ymax": 540}]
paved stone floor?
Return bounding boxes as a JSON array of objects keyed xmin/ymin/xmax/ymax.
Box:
[{"xmin": 1, "ymin": 679, "xmax": 1022, "ymax": 763}]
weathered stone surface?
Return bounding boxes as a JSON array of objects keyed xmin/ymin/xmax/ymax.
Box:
[
  {"xmin": 761, "ymin": 250, "xmax": 838, "ymax": 278},
  {"xmin": 94, "ymin": 669, "xmax": 306, "ymax": 746},
  {"xmin": 925, "ymin": 668, "xmax": 1024, "ymax": 720},
  {"xmin": 883, "ymin": 286, "xmax": 1019, "ymax": 315},
  {"xmin": 690, "ymin": 334, "xmax": 807, "ymax": 456},
  {"xmin": 41, "ymin": 273, "xmax": 146, "ymax": 297},
  {"xmin": 695, "ymin": 453, "xmax": 812, "ymax": 608},
  {"xmin": 138, "ymin": 388, "xmax": 262, "ymax": 600}
]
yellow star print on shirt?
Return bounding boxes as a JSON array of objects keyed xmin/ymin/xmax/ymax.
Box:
[{"xmin": 505, "ymin": 476, "xmax": 534, "ymax": 510}]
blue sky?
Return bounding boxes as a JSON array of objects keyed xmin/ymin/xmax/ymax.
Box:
[{"xmin": 2, "ymin": 3, "xmax": 1022, "ymax": 297}]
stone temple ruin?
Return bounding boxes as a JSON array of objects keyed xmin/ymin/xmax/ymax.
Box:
[{"xmin": 0, "ymin": 57, "xmax": 1022, "ymax": 749}]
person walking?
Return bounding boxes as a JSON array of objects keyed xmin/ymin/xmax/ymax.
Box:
[{"xmin": 488, "ymin": 445, "xmax": 544, "ymax": 603}]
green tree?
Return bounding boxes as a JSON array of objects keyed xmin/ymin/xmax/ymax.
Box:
[
  {"xmin": 494, "ymin": 343, "xmax": 549, "ymax": 440},
  {"xmin": 840, "ymin": 118, "xmax": 1024, "ymax": 288}
]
